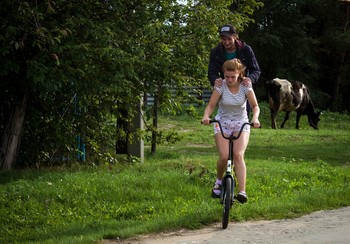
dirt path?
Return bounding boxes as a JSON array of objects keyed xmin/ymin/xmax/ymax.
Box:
[{"xmin": 101, "ymin": 206, "xmax": 350, "ymax": 244}]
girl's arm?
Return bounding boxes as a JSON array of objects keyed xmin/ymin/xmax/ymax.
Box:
[
  {"xmin": 247, "ymin": 89, "xmax": 261, "ymax": 128},
  {"xmin": 202, "ymin": 89, "xmax": 221, "ymax": 125}
]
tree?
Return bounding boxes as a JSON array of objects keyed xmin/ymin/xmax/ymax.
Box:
[
  {"xmin": 329, "ymin": 0, "xmax": 350, "ymax": 111},
  {"xmin": 140, "ymin": 0, "xmax": 263, "ymax": 153},
  {"xmin": 242, "ymin": 0, "xmax": 350, "ymax": 111},
  {"xmin": 0, "ymin": 0, "xmax": 263, "ymax": 169},
  {"xmin": 0, "ymin": 0, "xmax": 144, "ymax": 169}
]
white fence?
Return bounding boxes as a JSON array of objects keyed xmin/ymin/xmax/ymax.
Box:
[{"xmin": 145, "ymin": 86, "xmax": 212, "ymax": 106}]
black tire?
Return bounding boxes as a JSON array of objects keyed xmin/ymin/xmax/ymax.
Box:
[{"xmin": 222, "ymin": 177, "xmax": 232, "ymax": 229}]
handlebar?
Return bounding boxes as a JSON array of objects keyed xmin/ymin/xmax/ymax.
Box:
[{"xmin": 208, "ymin": 119, "xmax": 254, "ymax": 141}]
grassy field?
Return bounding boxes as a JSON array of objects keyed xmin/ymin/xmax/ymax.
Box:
[{"xmin": 1, "ymin": 103, "xmax": 350, "ymax": 243}]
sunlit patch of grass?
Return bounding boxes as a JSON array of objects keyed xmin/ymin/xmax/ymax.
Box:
[{"xmin": 1, "ymin": 109, "xmax": 349, "ymax": 243}]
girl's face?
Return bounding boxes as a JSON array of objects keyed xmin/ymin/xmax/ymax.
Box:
[{"xmin": 224, "ymin": 70, "xmax": 240, "ymax": 86}]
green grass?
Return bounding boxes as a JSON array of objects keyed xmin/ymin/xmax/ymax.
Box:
[{"xmin": 1, "ymin": 103, "xmax": 350, "ymax": 243}]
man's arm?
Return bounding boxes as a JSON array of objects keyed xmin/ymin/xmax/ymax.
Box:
[
  {"xmin": 244, "ymin": 46, "xmax": 261, "ymax": 85},
  {"xmin": 208, "ymin": 48, "xmax": 222, "ymax": 86}
]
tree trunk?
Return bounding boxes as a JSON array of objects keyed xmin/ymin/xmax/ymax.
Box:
[
  {"xmin": 0, "ymin": 93, "xmax": 29, "ymax": 170},
  {"xmin": 151, "ymin": 95, "xmax": 159, "ymax": 154},
  {"xmin": 332, "ymin": 2, "xmax": 349, "ymax": 111}
]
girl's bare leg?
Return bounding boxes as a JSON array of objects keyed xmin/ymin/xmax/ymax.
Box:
[{"xmin": 233, "ymin": 131, "xmax": 250, "ymax": 192}]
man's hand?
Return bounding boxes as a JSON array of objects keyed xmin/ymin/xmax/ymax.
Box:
[
  {"xmin": 214, "ymin": 78, "xmax": 223, "ymax": 88},
  {"xmin": 242, "ymin": 77, "xmax": 252, "ymax": 87}
]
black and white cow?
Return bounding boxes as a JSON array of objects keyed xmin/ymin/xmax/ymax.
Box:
[{"xmin": 266, "ymin": 78, "xmax": 321, "ymax": 129}]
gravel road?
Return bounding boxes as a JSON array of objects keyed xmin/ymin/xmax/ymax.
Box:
[{"xmin": 101, "ymin": 206, "xmax": 350, "ymax": 244}]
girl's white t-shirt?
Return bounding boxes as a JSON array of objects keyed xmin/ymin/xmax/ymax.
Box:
[{"xmin": 215, "ymin": 80, "xmax": 251, "ymax": 122}]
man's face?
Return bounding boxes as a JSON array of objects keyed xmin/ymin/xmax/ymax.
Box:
[{"xmin": 220, "ymin": 35, "xmax": 236, "ymax": 52}]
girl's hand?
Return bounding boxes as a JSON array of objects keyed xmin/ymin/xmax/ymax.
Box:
[
  {"xmin": 201, "ymin": 118, "xmax": 211, "ymax": 125},
  {"xmin": 251, "ymin": 119, "xmax": 261, "ymax": 128}
]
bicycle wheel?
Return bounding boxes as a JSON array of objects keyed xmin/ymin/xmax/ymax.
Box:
[{"xmin": 222, "ymin": 177, "xmax": 232, "ymax": 229}]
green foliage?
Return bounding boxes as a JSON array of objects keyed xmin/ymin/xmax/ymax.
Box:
[
  {"xmin": 242, "ymin": 0, "xmax": 350, "ymax": 111},
  {"xmin": 1, "ymin": 0, "xmax": 145, "ymax": 166},
  {"xmin": 1, "ymin": 0, "xmax": 349, "ymax": 169},
  {"xmin": 1, "ymin": 0, "xmax": 263, "ymax": 167}
]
